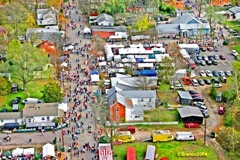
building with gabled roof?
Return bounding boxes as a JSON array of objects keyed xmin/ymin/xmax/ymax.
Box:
[{"xmin": 177, "ymin": 106, "xmax": 204, "ymax": 124}]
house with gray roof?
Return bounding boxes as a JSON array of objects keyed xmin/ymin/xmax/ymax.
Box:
[
  {"xmin": 0, "ymin": 112, "xmax": 22, "ymax": 126},
  {"xmin": 95, "ymin": 13, "xmax": 114, "ymax": 26},
  {"xmin": 227, "ymin": 6, "xmax": 240, "ymax": 19},
  {"xmin": 177, "ymin": 106, "xmax": 204, "ymax": 124},
  {"xmin": 37, "ymin": 8, "xmax": 57, "ymax": 26},
  {"xmin": 107, "ymin": 87, "xmax": 157, "ymax": 122},
  {"xmin": 156, "ymin": 13, "xmax": 210, "ymax": 37}
]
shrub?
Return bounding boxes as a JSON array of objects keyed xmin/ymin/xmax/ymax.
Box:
[{"xmin": 223, "ymin": 40, "xmax": 229, "ymax": 45}]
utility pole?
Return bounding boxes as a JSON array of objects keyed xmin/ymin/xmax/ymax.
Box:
[{"xmin": 204, "ymin": 117, "xmax": 207, "ymax": 145}]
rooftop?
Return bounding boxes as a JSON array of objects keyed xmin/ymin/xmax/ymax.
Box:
[
  {"xmin": 178, "ymin": 91, "xmax": 193, "ymax": 100},
  {"xmin": 0, "ymin": 112, "xmax": 21, "ymax": 119},
  {"xmin": 177, "ymin": 106, "xmax": 204, "ymax": 118}
]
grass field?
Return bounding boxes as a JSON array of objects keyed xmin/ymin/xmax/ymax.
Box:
[
  {"xmin": 144, "ymin": 109, "xmax": 179, "ymax": 122},
  {"xmin": 0, "ymin": 80, "xmax": 47, "ymax": 111},
  {"xmin": 113, "ymin": 141, "xmax": 217, "ymax": 160},
  {"xmin": 224, "ymin": 21, "xmax": 240, "ymax": 32}
]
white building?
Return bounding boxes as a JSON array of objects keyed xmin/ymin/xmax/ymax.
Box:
[
  {"xmin": 37, "ymin": 8, "xmax": 57, "ymax": 26},
  {"xmin": 0, "ymin": 112, "xmax": 23, "ymax": 126}
]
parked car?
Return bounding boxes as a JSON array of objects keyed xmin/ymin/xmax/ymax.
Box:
[
  {"xmin": 207, "ymin": 47, "xmax": 213, "ymax": 51},
  {"xmin": 208, "ymin": 55, "xmax": 214, "ymax": 60},
  {"xmin": 231, "ymin": 50, "xmax": 238, "ymax": 57},
  {"xmin": 220, "ymin": 76, "xmax": 227, "ymax": 83},
  {"xmin": 193, "ymin": 101, "xmax": 205, "ymax": 107},
  {"xmin": 206, "ymin": 70, "xmax": 213, "ymax": 77},
  {"xmin": 214, "ymin": 83, "xmax": 223, "ymax": 88},
  {"xmin": 202, "ymin": 55, "xmax": 208, "ymax": 61},
  {"xmin": 190, "ymin": 79, "xmax": 199, "ymax": 86},
  {"xmin": 220, "ymin": 54, "xmax": 227, "ymax": 60},
  {"xmin": 10, "ymin": 97, "xmax": 21, "ymax": 106},
  {"xmin": 212, "ymin": 70, "xmax": 219, "ymax": 77},
  {"xmin": 210, "ymin": 132, "xmax": 215, "ymax": 138},
  {"xmin": 197, "ymin": 56, "xmax": 202, "ymax": 60},
  {"xmin": 212, "ymin": 77, "xmax": 220, "ymax": 83},
  {"xmin": 22, "ymin": 98, "xmax": 43, "ymax": 104},
  {"xmin": 197, "ymin": 79, "xmax": 205, "ymax": 85},
  {"xmin": 202, "ymin": 111, "xmax": 209, "ymax": 118},
  {"xmin": 218, "ymin": 106, "xmax": 225, "ymax": 115},
  {"xmin": 198, "ymin": 105, "xmax": 208, "ymax": 112},
  {"xmin": 212, "ymin": 60, "xmax": 218, "ymax": 65},
  {"xmin": 175, "ymin": 132, "xmax": 195, "ymax": 141},
  {"xmin": 216, "ymin": 92, "xmax": 222, "ymax": 102},
  {"xmin": 192, "ymin": 96, "xmax": 204, "ymax": 102},
  {"xmin": 182, "ymin": 76, "xmax": 191, "ymax": 85},
  {"xmin": 225, "ymin": 71, "xmax": 232, "ymax": 77},
  {"xmin": 170, "ymin": 83, "xmax": 183, "ymax": 90},
  {"xmin": 213, "ymin": 55, "xmax": 219, "ymax": 60},
  {"xmin": 199, "ymin": 70, "xmax": 206, "ymax": 77},
  {"xmin": 119, "ymin": 126, "xmax": 136, "ymax": 134},
  {"xmin": 218, "ymin": 71, "xmax": 225, "ymax": 77},
  {"xmin": 185, "ymin": 122, "xmax": 200, "ymax": 128},
  {"xmin": 188, "ymin": 90, "xmax": 198, "ymax": 95},
  {"xmin": 200, "ymin": 60, "xmax": 206, "ymax": 66},
  {"xmin": 200, "ymin": 47, "xmax": 207, "ymax": 52},
  {"xmin": 203, "ymin": 79, "xmax": 211, "ymax": 85},
  {"xmin": 206, "ymin": 60, "xmax": 213, "ymax": 65}
]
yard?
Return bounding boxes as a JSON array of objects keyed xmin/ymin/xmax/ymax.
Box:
[
  {"xmin": 0, "ymin": 80, "xmax": 48, "ymax": 111},
  {"xmin": 144, "ymin": 109, "xmax": 179, "ymax": 122},
  {"xmin": 113, "ymin": 141, "xmax": 217, "ymax": 160},
  {"xmin": 224, "ymin": 20, "xmax": 240, "ymax": 32}
]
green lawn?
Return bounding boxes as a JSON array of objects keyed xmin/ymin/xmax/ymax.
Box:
[
  {"xmin": 159, "ymin": 84, "xmax": 170, "ymax": 91},
  {"xmin": 113, "ymin": 141, "xmax": 217, "ymax": 160},
  {"xmin": 224, "ymin": 21, "xmax": 240, "ymax": 32},
  {"xmin": 0, "ymin": 80, "xmax": 47, "ymax": 111},
  {"xmin": 144, "ymin": 109, "xmax": 179, "ymax": 122}
]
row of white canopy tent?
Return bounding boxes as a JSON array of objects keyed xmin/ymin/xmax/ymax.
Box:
[{"xmin": 12, "ymin": 143, "xmax": 55, "ymax": 157}]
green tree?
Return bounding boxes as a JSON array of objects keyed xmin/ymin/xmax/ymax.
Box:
[
  {"xmin": 0, "ymin": 40, "xmax": 51, "ymax": 90},
  {"xmin": 0, "ymin": 76, "xmax": 10, "ymax": 96},
  {"xmin": 157, "ymin": 57, "xmax": 174, "ymax": 84},
  {"xmin": 210, "ymin": 84, "xmax": 217, "ymax": 99},
  {"xmin": 41, "ymin": 81, "xmax": 63, "ymax": 102},
  {"xmin": 134, "ymin": 14, "xmax": 151, "ymax": 31}
]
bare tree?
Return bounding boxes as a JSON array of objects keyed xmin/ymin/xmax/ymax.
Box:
[{"xmin": 135, "ymin": 76, "xmax": 154, "ymax": 90}]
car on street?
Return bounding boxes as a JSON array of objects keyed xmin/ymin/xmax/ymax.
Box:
[
  {"xmin": 220, "ymin": 54, "xmax": 227, "ymax": 60},
  {"xmin": 214, "ymin": 83, "xmax": 223, "ymax": 88},
  {"xmin": 231, "ymin": 50, "xmax": 238, "ymax": 57},
  {"xmin": 206, "ymin": 70, "xmax": 213, "ymax": 77},
  {"xmin": 200, "ymin": 60, "xmax": 206, "ymax": 66},
  {"xmin": 218, "ymin": 106, "xmax": 225, "ymax": 115},
  {"xmin": 212, "ymin": 70, "xmax": 219, "ymax": 77},
  {"xmin": 203, "ymin": 79, "xmax": 211, "ymax": 85},
  {"xmin": 225, "ymin": 71, "xmax": 232, "ymax": 77},
  {"xmin": 199, "ymin": 70, "xmax": 206, "ymax": 77},
  {"xmin": 213, "ymin": 55, "xmax": 219, "ymax": 60},
  {"xmin": 10, "ymin": 97, "xmax": 21, "ymax": 106},
  {"xmin": 190, "ymin": 79, "xmax": 199, "ymax": 86},
  {"xmin": 185, "ymin": 122, "xmax": 200, "ymax": 128},
  {"xmin": 206, "ymin": 60, "xmax": 213, "ymax": 65},
  {"xmin": 197, "ymin": 79, "xmax": 205, "ymax": 85},
  {"xmin": 218, "ymin": 71, "xmax": 225, "ymax": 77}
]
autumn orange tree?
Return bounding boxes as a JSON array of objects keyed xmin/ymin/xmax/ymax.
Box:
[{"xmin": 47, "ymin": 0, "xmax": 62, "ymax": 10}]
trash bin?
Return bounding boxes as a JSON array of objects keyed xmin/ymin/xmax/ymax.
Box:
[{"xmin": 61, "ymin": 147, "xmax": 65, "ymax": 152}]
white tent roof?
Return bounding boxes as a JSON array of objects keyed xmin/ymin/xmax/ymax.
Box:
[
  {"xmin": 99, "ymin": 61, "xmax": 107, "ymax": 66},
  {"xmin": 58, "ymin": 103, "xmax": 68, "ymax": 112},
  {"xmin": 84, "ymin": 27, "xmax": 91, "ymax": 33},
  {"xmin": 138, "ymin": 63, "xmax": 154, "ymax": 68},
  {"xmin": 12, "ymin": 148, "xmax": 24, "ymax": 157},
  {"xmin": 91, "ymin": 74, "xmax": 100, "ymax": 82},
  {"xmin": 43, "ymin": 143, "xmax": 55, "ymax": 157},
  {"xmin": 23, "ymin": 148, "xmax": 34, "ymax": 155}
]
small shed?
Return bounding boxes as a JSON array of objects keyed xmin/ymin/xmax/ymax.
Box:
[
  {"xmin": 12, "ymin": 104, "xmax": 19, "ymax": 112},
  {"xmin": 178, "ymin": 91, "xmax": 192, "ymax": 105},
  {"xmin": 177, "ymin": 106, "xmax": 204, "ymax": 124}
]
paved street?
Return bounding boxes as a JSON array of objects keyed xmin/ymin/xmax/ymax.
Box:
[{"xmin": 0, "ymin": 1, "xmax": 98, "ymax": 160}]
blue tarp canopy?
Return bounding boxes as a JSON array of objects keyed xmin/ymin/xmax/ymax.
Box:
[
  {"xmin": 133, "ymin": 71, "xmax": 141, "ymax": 75},
  {"xmin": 91, "ymin": 70, "xmax": 99, "ymax": 75},
  {"xmin": 140, "ymin": 70, "xmax": 157, "ymax": 77},
  {"xmin": 184, "ymin": 1, "xmax": 190, "ymax": 5},
  {"xmin": 136, "ymin": 58, "xmax": 144, "ymax": 63},
  {"xmin": 149, "ymin": 54, "xmax": 155, "ymax": 59}
]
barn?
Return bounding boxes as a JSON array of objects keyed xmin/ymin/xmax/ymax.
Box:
[{"xmin": 177, "ymin": 106, "xmax": 204, "ymax": 124}]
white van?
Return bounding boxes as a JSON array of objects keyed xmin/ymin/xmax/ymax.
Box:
[
  {"xmin": 175, "ymin": 132, "xmax": 195, "ymax": 141},
  {"xmin": 22, "ymin": 98, "xmax": 43, "ymax": 104}
]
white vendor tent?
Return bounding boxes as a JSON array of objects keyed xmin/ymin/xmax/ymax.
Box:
[
  {"xmin": 58, "ymin": 103, "xmax": 68, "ymax": 112},
  {"xmin": 138, "ymin": 63, "xmax": 154, "ymax": 68},
  {"xmin": 43, "ymin": 143, "xmax": 55, "ymax": 157},
  {"xmin": 84, "ymin": 27, "xmax": 91, "ymax": 33},
  {"xmin": 12, "ymin": 148, "xmax": 24, "ymax": 157},
  {"xmin": 23, "ymin": 148, "xmax": 34, "ymax": 156}
]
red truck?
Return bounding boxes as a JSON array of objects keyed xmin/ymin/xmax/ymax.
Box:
[{"xmin": 119, "ymin": 126, "xmax": 136, "ymax": 134}]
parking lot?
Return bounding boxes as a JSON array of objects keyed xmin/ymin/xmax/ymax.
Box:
[{"xmin": 195, "ymin": 46, "xmax": 235, "ymax": 75}]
